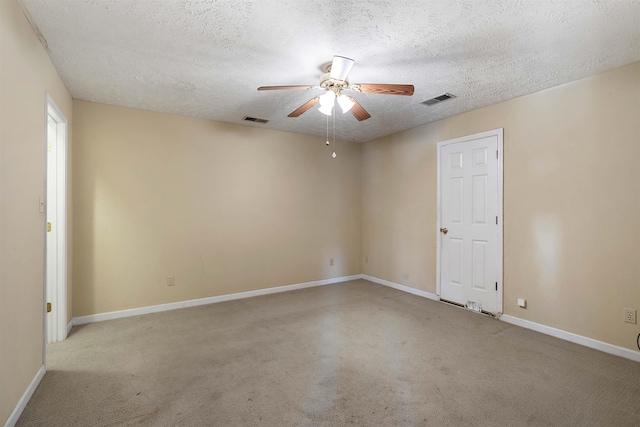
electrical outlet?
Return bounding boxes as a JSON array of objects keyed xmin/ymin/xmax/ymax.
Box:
[
  {"xmin": 365, "ymin": 256, "xmax": 369, "ymax": 264},
  {"xmin": 329, "ymin": 258, "xmax": 334, "ymax": 266},
  {"xmin": 167, "ymin": 276, "xmax": 175, "ymax": 287},
  {"xmin": 624, "ymin": 308, "xmax": 636, "ymax": 324}
]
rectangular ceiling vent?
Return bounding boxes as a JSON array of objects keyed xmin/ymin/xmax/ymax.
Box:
[
  {"xmin": 422, "ymin": 93, "xmax": 456, "ymax": 106},
  {"xmin": 243, "ymin": 116, "xmax": 269, "ymax": 124}
]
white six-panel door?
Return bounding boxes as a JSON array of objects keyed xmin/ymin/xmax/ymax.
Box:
[{"xmin": 438, "ymin": 130, "xmax": 502, "ymax": 314}]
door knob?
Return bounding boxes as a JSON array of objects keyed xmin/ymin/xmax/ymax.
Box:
[{"xmin": 440, "ymin": 227, "xmax": 448, "ymax": 235}]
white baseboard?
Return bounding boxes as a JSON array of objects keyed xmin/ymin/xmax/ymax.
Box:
[
  {"xmin": 361, "ymin": 275, "xmax": 640, "ymax": 363},
  {"xmin": 66, "ymin": 319, "xmax": 74, "ymax": 336},
  {"xmin": 501, "ymin": 314, "xmax": 640, "ymax": 363},
  {"xmin": 362, "ymin": 274, "xmax": 439, "ymax": 301},
  {"xmin": 4, "ymin": 365, "xmax": 45, "ymax": 427},
  {"xmin": 73, "ymin": 275, "xmax": 362, "ymax": 326},
  {"xmin": 70, "ymin": 274, "xmax": 639, "ymax": 363}
]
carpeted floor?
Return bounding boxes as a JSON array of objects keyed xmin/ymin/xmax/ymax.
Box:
[{"xmin": 17, "ymin": 279, "xmax": 640, "ymax": 426}]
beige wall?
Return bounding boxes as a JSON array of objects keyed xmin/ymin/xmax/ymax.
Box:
[
  {"xmin": 362, "ymin": 62, "xmax": 640, "ymax": 351},
  {"xmin": 0, "ymin": 0, "xmax": 73, "ymax": 424},
  {"xmin": 72, "ymin": 101, "xmax": 361, "ymax": 316}
]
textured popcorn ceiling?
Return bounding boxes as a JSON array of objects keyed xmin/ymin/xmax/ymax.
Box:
[{"xmin": 18, "ymin": 0, "xmax": 640, "ymax": 142}]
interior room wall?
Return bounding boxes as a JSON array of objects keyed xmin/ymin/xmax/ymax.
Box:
[
  {"xmin": 362, "ymin": 61, "xmax": 640, "ymax": 352},
  {"xmin": 0, "ymin": 0, "xmax": 73, "ymax": 424},
  {"xmin": 3, "ymin": 0, "xmax": 637, "ymax": 420},
  {"xmin": 72, "ymin": 100, "xmax": 361, "ymax": 317}
]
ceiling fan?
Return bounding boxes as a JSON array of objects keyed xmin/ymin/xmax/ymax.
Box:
[{"xmin": 257, "ymin": 56, "xmax": 414, "ymax": 121}]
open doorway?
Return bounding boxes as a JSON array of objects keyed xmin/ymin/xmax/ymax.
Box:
[{"xmin": 46, "ymin": 95, "xmax": 68, "ymax": 343}]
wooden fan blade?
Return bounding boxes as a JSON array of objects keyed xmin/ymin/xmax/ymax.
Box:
[
  {"xmin": 258, "ymin": 85, "xmax": 314, "ymax": 91},
  {"xmin": 288, "ymin": 97, "xmax": 320, "ymax": 117},
  {"xmin": 354, "ymin": 84, "xmax": 414, "ymax": 96},
  {"xmin": 345, "ymin": 96, "xmax": 371, "ymax": 121}
]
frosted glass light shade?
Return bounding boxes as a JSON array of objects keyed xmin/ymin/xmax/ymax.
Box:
[
  {"xmin": 318, "ymin": 91, "xmax": 335, "ymax": 115},
  {"xmin": 318, "ymin": 103, "xmax": 333, "ymax": 116},
  {"xmin": 337, "ymin": 95, "xmax": 355, "ymax": 113},
  {"xmin": 319, "ymin": 91, "xmax": 336, "ymax": 106}
]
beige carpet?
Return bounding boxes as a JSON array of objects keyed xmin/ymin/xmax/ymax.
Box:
[{"xmin": 17, "ymin": 280, "xmax": 640, "ymax": 426}]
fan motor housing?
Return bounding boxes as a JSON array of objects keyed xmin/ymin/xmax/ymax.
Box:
[{"xmin": 319, "ymin": 72, "xmax": 348, "ymax": 91}]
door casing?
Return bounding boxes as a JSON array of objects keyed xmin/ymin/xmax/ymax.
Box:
[{"xmin": 44, "ymin": 94, "xmax": 68, "ymax": 349}]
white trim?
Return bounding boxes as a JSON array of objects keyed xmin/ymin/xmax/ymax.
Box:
[
  {"xmin": 501, "ymin": 314, "xmax": 640, "ymax": 363},
  {"xmin": 435, "ymin": 128, "xmax": 504, "ymax": 313},
  {"xmin": 496, "ymin": 130, "xmax": 504, "ymax": 313},
  {"xmin": 73, "ymin": 275, "xmax": 362, "ymax": 325},
  {"xmin": 67, "ymin": 319, "xmax": 74, "ymax": 336},
  {"xmin": 4, "ymin": 365, "xmax": 45, "ymax": 427},
  {"xmin": 45, "ymin": 94, "xmax": 68, "ymax": 344},
  {"xmin": 362, "ymin": 274, "xmax": 640, "ymax": 363},
  {"xmin": 362, "ymin": 274, "xmax": 439, "ymax": 301},
  {"xmin": 436, "ymin": 140, "xmax": 442, "ymax": 297}
]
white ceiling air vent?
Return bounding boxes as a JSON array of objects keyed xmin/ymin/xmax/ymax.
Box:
[
  {"xmin": 243, "ymin": 116, "xmax": 269, "ymax": 124},
  {"xmin": 422, "ymin": 93, "xmax": 456, "ymax": 106}
]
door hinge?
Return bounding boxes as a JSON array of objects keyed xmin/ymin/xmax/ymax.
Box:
[
  {"xmin": 47, "ymin": 222, "xmax": 52, "ymax": 232},
  {"xmin": 495, "ymin": 282, "xmax": 498, "ymax": 291},
  {"xmin": 496, "ymin": 150, "xmax": 498, "ymax": 159},
  {"xmin": 46, "ymin": 302, "xmax": 52, "ymax": 313},
  {"xmin": 496, "ymin": 216, "xmax": 498, "ymax": 225}
]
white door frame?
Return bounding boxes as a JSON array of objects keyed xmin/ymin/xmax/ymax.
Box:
[
  {"xmin": 436, "ymin": 128, "xmax": 504, "ymax": 314},
  {"xmin": 45, "ymin": 94, "xmax": 68, "ymax": 345}
]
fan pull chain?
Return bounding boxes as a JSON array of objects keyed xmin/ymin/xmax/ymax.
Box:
[
  {"xmin": 325, "ymin": 114, "xmax": 330, "ymax": 146},
  {"xmin": 332, "ymin": 112, "xmax": 337, "ymax": 158}
]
